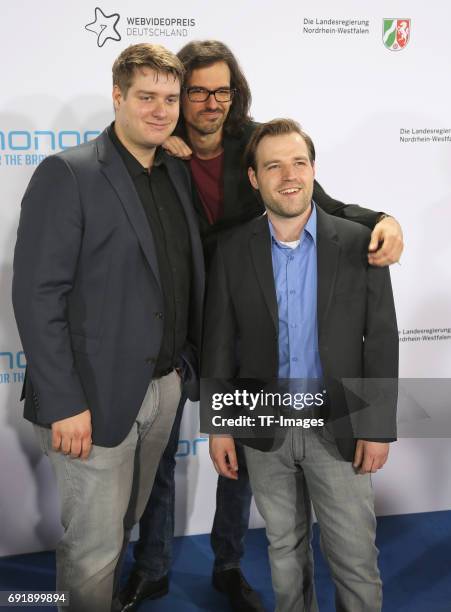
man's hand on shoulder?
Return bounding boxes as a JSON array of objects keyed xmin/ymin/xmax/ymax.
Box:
[
  {"xmin": 209, "ymin": 435, "xmax": 239, "ymax": 480},
  {"xmin": 368, "ymin": 215, "xmax": 404, "ymax": 266},
  {"xmin": 353, "ymin": 440, "xmax": 389, "ymax": 474},
  {"xmin": 162, "ymin": 136, "xmax": 193, "ymax": 160},
  {"xmin": 51, "ymin": 409, "xmax": 92, "ymax": 460}
]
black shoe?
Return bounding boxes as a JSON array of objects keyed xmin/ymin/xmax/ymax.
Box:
[
  {"xmin": 119, "ymin": 571, "xmax": 169, "ymax": 611},
  {"xmin": 212, "ymin": 568, "xmax": 265, "ymax": 612}
]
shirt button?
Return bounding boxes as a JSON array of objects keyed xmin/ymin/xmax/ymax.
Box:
[
  {"xmin": 154, "ymin": 312, "xmax": 164, "ymax": 319},
  {"xmin": 292, "ymin": 357, "xmax": 298, "ymax": 362},
  {"xmin": 289, "ymin": 255, "xmax": 294, "ymax": 261},
  {"xmin": 289, "ymin": 289, "xmax": 296, "ymax": 295},
  {"xmin": 145, "ymin": 357, "xmax": 156, "ymax": 364},
  {"xmin": 291, "ymin": 323, "xmax": 297, "ymax": 328}
]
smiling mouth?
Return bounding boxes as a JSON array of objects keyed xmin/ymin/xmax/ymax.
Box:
[
  {"xmin": 279, "ymin": 187, "xmax": 302, "ymax": 195},
  {"xmin": 146, "ymin": 123, "xmax": 171, "ymax": 129}
]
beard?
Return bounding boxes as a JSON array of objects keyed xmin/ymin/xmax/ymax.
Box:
[
  {"xmin": 264, "ymin": 189, "xmax": 312, "ymax": 219},
  {"xmin": 187, "ymin": 110, "xmax": 226, "ymax": 135},
  {"xmin": 267, "ymin": 204, "xmax": 309, "ymax": 218}
]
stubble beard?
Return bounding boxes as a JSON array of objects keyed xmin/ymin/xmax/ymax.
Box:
[
  {"xmin": 265, "ymin": 191, "xmax": 312, "ymax": 219},
  {"xmin": 187, "ymin": 110, "xmax": 226, "ymax": 136}
]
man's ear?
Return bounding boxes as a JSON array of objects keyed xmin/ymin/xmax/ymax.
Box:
[
  {"xmin": 112, "ymin": 85, "xmax": 122, "ymax": 112},
  {"xmin": 248, "ymin": 167, "xmax": 259, "ymax": 191},
  {"xmin": 311, "ymin": 160, "xmax": 316, "ymax": 178}
]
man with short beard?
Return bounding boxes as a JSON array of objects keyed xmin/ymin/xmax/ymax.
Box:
[
  {"xmin": 119, "ymin": 40, "xmax": 403, "ymax": 612},
  {"xmin": 207, "ymin": 119, "xmax": 398, "ymax": 612}
]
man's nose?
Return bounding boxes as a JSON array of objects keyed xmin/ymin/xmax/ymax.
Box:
[
  {"xmin": 205, "ymin": 93, "xmax": 220, "ymax": 110},
  {"xmin": 281, "ymin": 165, "xmax": 296, "ymax": 181},
  {"xmin": 152, "ymin": 99, "xmax": 167, "ymax": 118}
]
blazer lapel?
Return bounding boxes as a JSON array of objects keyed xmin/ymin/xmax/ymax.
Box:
[
  {"xmin": 96, "ymin": 131, "xmax": 162, "ymax": 291},
  {"xmin": 316, "ymin": 207, "xmax": 340, "ymax": 340},
  {"xmin": 249, "ymin": 217, "xmax": 278, "ymax": 332}
]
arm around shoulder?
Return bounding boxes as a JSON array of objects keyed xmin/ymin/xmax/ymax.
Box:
[
  {"xmin": 313, "ymin": 180, "xmax": 404, "ymax": 264},
  {"xmin": 313, "ymin": 179, "xmax": 381, "ymax": 229}
]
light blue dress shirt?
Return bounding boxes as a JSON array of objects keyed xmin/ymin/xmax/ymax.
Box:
[{"xmin": 268, "ymin": 204, "xmax": 323, "ymax": 382}]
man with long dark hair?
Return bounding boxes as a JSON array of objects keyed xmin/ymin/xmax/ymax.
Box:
[{"xmin": 119, "ymin": 40, "xmax": 403, "ymax": 612}]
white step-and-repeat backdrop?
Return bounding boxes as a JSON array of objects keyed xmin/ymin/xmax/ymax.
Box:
[{"xmin": 1, "ymin": 0, "xmax": 450, "ymax": 556}]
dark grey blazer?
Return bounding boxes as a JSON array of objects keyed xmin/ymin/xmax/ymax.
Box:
[
  {"xmin": 12, "ymin": 129, "xmax": 204, "ymax": 447},
  {"xmin": 202, "ymin": 207, "xmax": 398, "ymax": 461}
]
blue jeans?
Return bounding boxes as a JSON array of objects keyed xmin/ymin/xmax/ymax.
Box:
[
  {"xmin": 211, "ymin": 441, "xmax": 253, "ymax": 571},
  {"xmin": 134, "ymin": 402, "xmax": 253, "ymax": 577}
]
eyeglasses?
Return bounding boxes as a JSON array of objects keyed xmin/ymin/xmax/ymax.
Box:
[{"xmin": 184, "ymin": 87, "xmax": 236, "ymax": 103}]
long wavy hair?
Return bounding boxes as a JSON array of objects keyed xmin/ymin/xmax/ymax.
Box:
[{"xmin": 177, "ymin": 40, "xmax": 252, "ymax": 137}]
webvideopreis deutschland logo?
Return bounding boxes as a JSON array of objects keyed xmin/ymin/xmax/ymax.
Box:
[
  {"xmin": 84, "ymin": 7, "xmax": 197, "ymax": 46},
  {"xmin": 383, "ymin": 18, "xmax": 410, "ymax": 51}
]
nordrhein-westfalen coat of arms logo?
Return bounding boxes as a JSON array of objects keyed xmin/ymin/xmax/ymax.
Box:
[{"xmin": 383, "ymin": 18, "xmax": 411, "ymax": 51}]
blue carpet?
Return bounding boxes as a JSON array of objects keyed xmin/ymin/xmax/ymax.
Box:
[{"xmin": 1, "ymin": 510, "xmax": 451, "ymax": 611}]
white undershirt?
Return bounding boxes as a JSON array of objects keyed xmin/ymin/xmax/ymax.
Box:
[{"xmin": 279, "ymin": 240, "xmax": 300, "ymax": 249}]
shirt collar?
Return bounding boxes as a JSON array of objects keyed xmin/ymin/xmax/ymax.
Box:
[
  {"xmin": 108, "ymin": 122, "xmax": 165, "ymax": 178},
  {"xmin": 268, "ymin": 202, "xmax": 317, "ymax": 247}
]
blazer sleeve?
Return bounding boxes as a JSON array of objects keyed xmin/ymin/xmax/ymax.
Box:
[
  {"xmin": 313, "ymin": 179, "xmax": 383, "ymax": 230},
  {"xmin": 350, "ymin": 264, "xmax": 399, "ymax": 440},
  {"xmin": 12, "ymin": 155, "xmax": 88, "ymax": 424}
]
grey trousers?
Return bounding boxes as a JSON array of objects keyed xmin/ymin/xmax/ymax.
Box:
[
  {"xmin": 35, "ymin": 370, "xmax": 181, "ymax": 612},
  {"xmin": 244, "ymin": 426, "xmax": 381, "ymax": 612}
]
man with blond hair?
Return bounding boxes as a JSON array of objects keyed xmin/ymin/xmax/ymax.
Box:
[{"xmin": 12, "ymin": 43, "xmax": 204, "ymax": 612}]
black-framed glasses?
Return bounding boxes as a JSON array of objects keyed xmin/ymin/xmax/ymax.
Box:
[{"xmin": 184, "ymin": 87, "xmax": 236, "ymax": 103}]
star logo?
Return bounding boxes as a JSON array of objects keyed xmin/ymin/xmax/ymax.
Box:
[{"xmin": 85, "ymin": 7, "xmax": 121, "ymax": 48}]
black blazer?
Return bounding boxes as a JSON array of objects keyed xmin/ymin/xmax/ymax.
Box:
[
  {"xmin": 12, "ymin": 129, "xmax": 205, "ymax": 447},
  {"xmin": 202, "ymin": 207, "xmax": 398, "ymax": 461}
]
